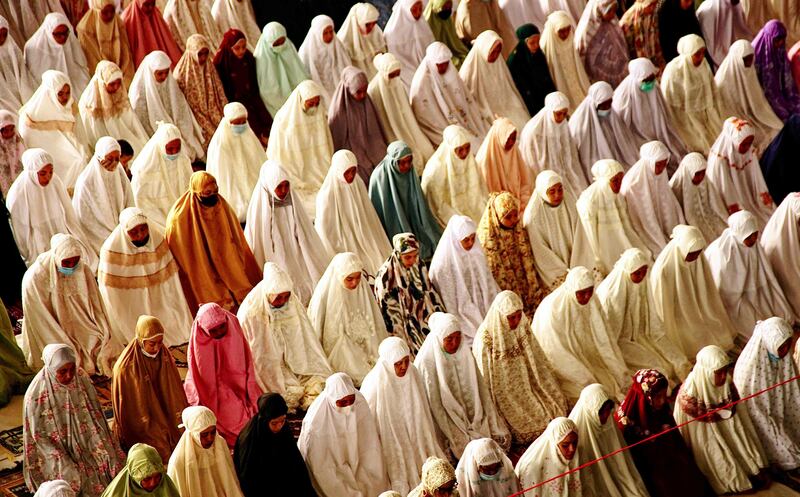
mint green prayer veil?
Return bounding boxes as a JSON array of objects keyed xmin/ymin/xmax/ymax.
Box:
[
  {"xmin": 254, "ymin": 22, "xmax": 310, "ymax": 115},
  {"xmin": 101, "ymin": 444, "xmax": 181, "ymax": 497}
]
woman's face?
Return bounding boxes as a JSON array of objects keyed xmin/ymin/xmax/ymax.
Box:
[
  {"xmin": 648, "ymin": 387, "xmax": 668, "ymax": 410},
  {"xmin": 205, "ymin": 322, "xmax": 228, "ymax": 339},
  {"xmin": 454, "ymin": 143, "xmax": 470, "ymax": 159},
  {"xmin": 713, "ymin": 366, "xmax": 729, "ymax": 387},
  {"xmin": 322, "ymin": 25, "xmax": 334, "ymax": 44},
  {"xmin": 361, "ymin": 21, "xmax": 377, "ymax": 35},
  {"xmin": 436, "ymin": 62, "xmax": 450, "ymax": 75},
  {"xmin": 394, "ymin": 356, "xmax": 410, "ymax": 377},
  {"xmin": 504, "ymin": 130, "xmax": 517, "ymax": 151},
  {"xmin": 487, "ymin": 40, "xmax": 503, "ymax": 63},
  {"xmin": 232, "ymin": 38, "xmax": 248, "ymax": 58},
  {"xmin": 57, "ymin": 84, "xmax": 71, "ymax": 105},
  {"xmin": 139, "ymin": 472, "xmax": 162, "ymax": 492},
  {"xmin": 546, "ymin": 183, "xmax": 564, "ymax": 206},
  {"xmin": 691, "ymin": 169, "xmax": 706, "ymax": 185},
  {"xmin": 691, "ymin": 48, "xmax": 705, "ymax": 67},
  {"xmin": 198, "ymin": 426, "xmax": 216, "ymax": 449},
  {"xmin": 101, "ymin": 150, "xmax": 121, "ymax": 172},
  {"xmin": 557, "ymin": 26, "xmax": 571, "ymax": 41},
  {"xmin": 274, "ymin": 180, "xmax": 290, "ymax": 200},
  {"xmin": 51, "ymin": 24, "xmax": 70, "ymax": 45},
  {"xmin": 410, "ymin": 0, "xmax": 423, "ymax": 19},
  {"xmin": 164, "ymin": 138, "xmax": 182, "ymax": 155},
  {"xmin": 552, "ymin": 108, "xmax": 568, "ymax": 123},
  {"xmin": 105, "ymin": 78, "xmax": 122, "ymax": 94},
  {"xmin": 609, "ymin": 172, "xmax": 624, "ymax": 194},
  {"xmin": 442, "ymin": 331, "xmax": 462, "ymax": 354},
  {"xmin": 197, "ymin": 47, "xmax": 210, "ymax": 65},
  {"xmin": 141, "ymin": 335, "xmax": 163, "ymax": 356},
  {"xmin": 397, "ymin": 154, "xmax": 414, "ymax": 174},
  {"xmin": 268, "ymin": 414, "xmax": 287, "ymax": 433},
  {"xmin": 100, "ymin": 4, "xmax": 116, "ymax": 23},
  {"xmin": 229, "ymin": 116, "xmax": 247, "ymax": 125},
  {"xmin": 0, "ymin": 124, "xmax": 14, "ymax": 139},
  {"xmin": 778, "ymin": 338, "xmax": 792, "ymax": 359},
  {"xmin": 343, "ymin": 271, "xmax": 362, "ymax": 290},
  {"xmin": 557, "ymin": 431, "xmax": 578, "ymax": 460},
  {"xmin": 738, "ymin": 135, "xmax": 754, "ymax": 154},
  {"xmin": 774, "ymin": 35, "xmax": 786, "ymax": 49},
  {"xmin": 336, "ymin": 394, "xmax": 356, "ymax": 408},
  {"xmin": 742, "ymin": 53, "xmax": 754, "ymax": 67},
  {"xmin": 37, "ymin": 164, "xmax": 54, "ymax": 186},
  {"xmin": 654, "ymin": 159, "xmax": 668, "ymax": 175},
  {"xmin": 352, "ymin": 84, "xmax": 368, "ymax": 101},
  {"xmin": 343, "ymin": 166, "xmax": 358, "ymax": 183},
  {"xmin": 303, "ymin": 96, "xmax": 321, "ymax": 112},
  {"xmin": 598, "ymin": 399, "xmax": 614, "ymax": 424},
  {"xmin": 684, "ymin": 249, "xmax": 702, "ymax": 262},
  {"xmin": 629, "ymin": 265, "xmax": 648, "ymax": 283},
  {"xmin": 400, "ymin": 249, "xmax": 419, "ymax": 268},
  {"xmin": 743, "ymin": 231, "xmax": 758, "ymax": 247},
  {"xmin": 500, "ymin": 208, "xmax": 519, "ymax": 228},
  {"xmin": 272, "ymin": 36, "xmax": 286, "ymax": 48},
  {"xmin": 55, "ymin": 361, "xmax": 76, "ymax": 385},
  {"xmin": 154, "ymin": 68, "xmax": 170, "ymax": 83},
  {"xmin": 388, "ymin": 68, "xmax": 401, "ymax": 79},
  {"xmin": 506, "ymin": 309, "xmax": 523, "ymax": 330},
  {"xmin": 525, "ymin": 34, "xmax": 540, "ymax": 54},
  {"xmin": 127, "ymin": 223, "xmax": 150, "ymax": 246},
  {"xmin": 0, "ymin": 27, "xmax": 7, "ymax": 46},
  {"xmin": 680, "ymin": 0, "xmax": 693, "ymax": 8},
  {"xmin": 268, "ymin": 291, "xmax": 291, "ymax": 308},
  {"xmin": 460, "ymin": 233, "xmax": 476, "ymax": 251},
  {"xmin": 575, "ymin": 286, "xmax": 593, "ymax": 305}
]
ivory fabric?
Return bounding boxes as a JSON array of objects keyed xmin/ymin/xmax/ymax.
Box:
[
  {"xmin": 298, "ymin": 15, "xmax": 352, "ymax": 102},
  {"xmin": 733, "ymin": 317, "xmax": 800, "ymax": 470},
  {"xmin": 576, "ymin": 159, "xmax": 648, "ymax": 276},
  {"xmin": 18, "ymin": 70, "xmax": 90, "ymax": 191},
  {"xmin": 129, "ymin": 50, "xmax": 205, "ymax": 160},
  {"xmin": 613, "ymin": 57, "xmax": 688, "ymax": 167},
  {"xmin": 706, "ymin": 117, "xmax": 775, "ymax": 227},
  {"xmin": 6, "ymin": 148, "xmax": 95, "ymax": 268},
  {"xmin": 429, "ymin": 215, "xmax": 500, "ymax": 343},
  {"xmin": 254, "ymin": 22, "xmax": 309, "ymax": 116},
  {"xmin": 523, "ymin": 170, "xmax": 595, "ymax": 290},
  {"xmin": 72, "ymin": 137, "xmax": 135, "ymax": 253},
  {"xmin": 361, "ymin": 338, "xmax": 445, "ymax": 496},
  {"xmin": 98, "ymin": 207, "xmax": 192, "ymax": 347},
  {"xmin": 669, "ymin": 152, "xmax": 729, "ymax": 244},
  {"xmin": 715, "ymin": 39, "xmax": 783, "ymax": 149},
  {"xmin": 520, "ymin": 91, "xmax": 587, "ymax": 191},
  {"xmin": 531, "ymin": 266, "xmax": 628, "ymax": 401},
  {"xmin": 761, "ymin": 194, "xmax": 800, "ymax": 316},
  {"xmin": 21, "ymin": 234, "xmax": 118, "ymax": 376},
  {"xmin": 24, "ymin": 13, "xmax": 90, "ymax": 95},
  {"xmin": 421, "ymin": 125, "xmax": 489, "ymax": 226},
  {"xmin": 163, "ymin": 0, "xmax": 222, "ymax": 51},
  {"xmin": 267, "ymin": 80, "xmax": 334, "ymax": 218},
  {"xmin": 307, "ymin": 253, "xmax": 387, "ymax": 385},
  {"xmin": 244, "ymin": 160, "xmax": 332, "ymax": 305},
  {"xmin": 368, "ymin": 52, "xmax": 436, "ymax": 175},
  {"xmin": 206, "ymin": 102, "xmax": 265, "ymax": 222},
  {"xmin": 649, "ymin": 224, "xmax": 736, "ymax": 357},
  {"xmin": 574, "ymin": 0, "xmax": 630, "ymax": 87},
  {"xmin": 78, "ymin": 61, "xmax": 149, "ymax": 158},
  {"xmin": 674, "ymin": 345, "xmax": 768, "ymax": 494},
  {"xmin": 595, "ymin": 248, "xmax": 692, "ymax": 386},
  {"xmin": 210, "ymin": 0, "xmax": 260, "ymax": 50},
  {"xmin": 166, "ymin": 406, "xmax": 244, "ymax": 497},
  {"xmin": 76, "ymin": 0, "xmax": 135, "ymax": 85},
  {"xmin": 337, "ymin": 3, "xmax": 387, "ymax": 79},
  {"xmin": 237, "ymin": 263, "xmax": 332, "ymax": 411},
  {"xmin": 129, "ymin": 122, "xmax": 194, "ymax": 228},
  {"xmin": 660, "ymin": 34, "xmax": 724, "ymax": 152},
  {"xmin": 540, "ymin": 11, "xmax": 590, "ymax": 111},
  {"xmin": 568, "ymin": 384, "xmax": 649, "ymax": 497},
  {"xmin": 0, "ymin": 111, "xmax": 24, "ymax": 196},
  {"xmin": 459, "ymin": 30, "xmax": 530, "ymax": 131},
  {"xmin": 569, "ymin": 81, "xmax": 644, "ymax": 171},
  {"xmin": 474, "ymin": 291, "xmax": 568, "ymax": 443},
  {"xmin": 696, "ymin": 0, "xmax": 752, "ymax": 66},
  {"xmin": 383, "ymin": 0, "xmax": 436, "ymax": 89},
  {"xmin": 514, "ymin": 418, "xmax": 585, "ymax": 497},
  {"xmin": 620, "ymin": 141, "xmax": 685, "ymax": 255},
  {"xmin": 414, "ymin": 312, "xmax": 511, "ymax": 459},
  {"xmin": 704, "ymin": 210, "xmax": 796, "ymax": 337},
  {"xmin": 455, "ymin": 438, "xmax": 520, "ymax": 497},
  {"xmin": 0, "ymin": 16, "xmax": 36, "ymax": 109}
]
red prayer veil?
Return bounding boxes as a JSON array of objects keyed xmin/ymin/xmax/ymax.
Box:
[{"xmin": 122, "ymin": 0, "xmax": 183, "ymax": 68}]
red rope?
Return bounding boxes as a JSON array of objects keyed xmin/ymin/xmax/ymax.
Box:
[{"xmin": 508, "ymin": 373, "xmax": 800, "ymax": 497}]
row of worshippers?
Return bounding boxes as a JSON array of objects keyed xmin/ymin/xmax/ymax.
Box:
[{"xmin": 21, "ymin": 309, "xmax": 800, "ymax": 497}]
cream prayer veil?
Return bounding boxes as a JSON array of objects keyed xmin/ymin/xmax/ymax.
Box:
[
  {"xmin": 761, "ymin": 194, "xmax": 800, "ymax": 316},
  {"xmin": 595, "ymin": 248, "xmax": 691, "ymax": 385},
  {"xmin": 314, "ymin": 150, "xmax": 391, "ymax": 276},
  {"xmin": 24, "ymin": 12, "xmax": 90, "ymax": 95},
  {"xmin": 455, "ymin": 438, "xmax": 520, "ymax": 497},
  {"xmin": 514, "ymin": 418, "xmax": 584, "ymax": 497},
  {"xmin": 669, "ymin": 152, "xmax": 729, "ymax": 244},
  {"xmin": 337, "ymin": 3, "xmax": 387, "ymax": 80},
  {"xmin": 383, "ymin": 0, "xmax": 435, "ymax": 89},
  {"xmin": 206, "ymin": 102, "xmax": 266, "ymax": 222},
  {"xmin": 298, "ymin": 15, "xmax": 352, "ymax": 102},
  {"xmin": 540, "ymin": 11, "xmax": 590, "ymax": 111},
  {"xmin": 531, "ymin": 266, "xmax": 627, "ymax": 401}
]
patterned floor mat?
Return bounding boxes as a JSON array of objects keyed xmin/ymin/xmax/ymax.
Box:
[{"xmin": 0, "ymin": 429, "xmax": 22, "ymax": 458}]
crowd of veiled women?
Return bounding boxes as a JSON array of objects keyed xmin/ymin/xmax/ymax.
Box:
[{"xmin": 5, "ymin": 0, "xmax": 800, "ymax": 496}]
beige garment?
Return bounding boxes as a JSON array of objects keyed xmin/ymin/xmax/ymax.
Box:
[
  {"xmin": 210, "ymin": 0, "xmax": 260, "ymax": 50},
  {"xmin": 421, "ymin": 125, "xmax": 489, "ymax": 225},
  {"xmin": 455, "ymin": 0, "xmax": 516, "ymax": 58},
  {"xmin": 476, "ymin": 117, "xmax": 533, "ymax": 210},
  {"xmin": 163, "ymin": 0, "xmax": 223, "ymax": 51},
  {"xmin": 741, "ymin": 0, "xmax": 776, "ymax": 36},
  {"xmin": 368, "ymin": 52, "xmax": 435, "ymax": 175},
  {"xmin": 660, "ymin": 34, "xmax": 724, "ymax": 152},
  {"xmin": 649, "ymin": 224, "xmax": 736, "ymax": 358},
  {"xmin": 714, "ymin": 40, "xmax": 782, "ymax": 149},
  {"xmin": 459, "ymin": 30, "xmax": 530, "ymax": 131},
  {"xmin": 669, "ymin": 152, "xmax": 729, "ymax": 244},
  {"xmin": 595, "ymin": 248, "xmax": 692, "ymax": 386},
  {"xmin": 761, "ymin": 194, "xmax": 800, "ymax": 317},
  {"xmin": 338, "ymin": 3, "xmax": 387, "ymax": 80},
  {"xmin": 540, "ymin": 11, "xmax": 590, "ymax": 111},
  {"xmin": 514, "ymin": 418, "xmax": 585, "ymax": 497}
]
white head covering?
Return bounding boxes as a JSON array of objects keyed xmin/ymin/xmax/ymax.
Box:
[
  {"xmin": 761, "ymin": 193, "xmax": 800, "ymax": 316},
  {"xmin": 18, "ymin": 70, "xmax": 89, "ymax": 190},
  {"xmin": 129, "ymin": 50, "xmax": 204, "ymax": 160},
  {"xmin": 704, "ymin": 210, "xmax": 796, "ymax": 337},
  {"xmin": 612, "ymin": 57, "xmax": 688, "ymax": 166},
  {"xmin": 697, "ymin": 0, "xmax": 752, "ymax": 65},
  {"xmin": 129, "ymin": 122, "xmax": 193, "ymax": 228},
  {"xmin": 383, "ymin": 0, "xmax": 435, "ymax": 88},
  {"xmin": 706, "ymin": 117, "xmax": 774, "ymax": 227},
  {"xmin": 266, "ymin": 80, "xmax": 334, "ymax": 218},
  {"xmin": 733, "ymin": 317, "xmax": 800, "ymax": 470},
  {"xmin": 455, "ymin": 438, "xmax": 520, "ymax": 497},
  {"xmin": 368, "ymin": 52, "xmax": 436, "ymax": 174},
  {"xmin": 307, "ymin": 253, "xmax": 387, "ymax": 385},
  {"xmin": 413, "ymin": 312, "xmax": 510, "ymax": 459},
  {"xmin": 714, "ymin": 40, "xmax": 782, "ymax": 148},
  {"xmin": 576, "ymin": 159, "xmax": 647, "ymax": 276},
  {"xmin": 520, "ymin": 91, "xmax": 587, "ymax": 190},
  {"xmin": 97, "ymin": 207, "xmax": 192, "ymax": 347},
  {"xmin": 669, "ymin": 152, "xmax": 729, "ymax": 243},
  {"xmin": 24, "ymin": 12, "xmax": 90, "ymax": 95},
  {"xmin": 568, "ymin": 81, "xmax": 643, "ymax": 170},
  {"xmin": 72, "ymin": 136, "xmax": 134, "ymax": 253},
  {"xmin": 531, "ymin": 266, "xmax": 627, "ymax": 401},
  {"xmin": 166, "ymin": 406, "xmax": 244, "ymax": 497},
  {"xmin": 206, "ymin": 102, "xmax": 266, "ymax": 222},
  {"xmin": 421, "ymin": 124, "xmax": 490, "ymax": 225},
  {"xmin": 429, "ymin": 215, "xmax": 500, "ymax": 343},
  {"xmin": 298, "ymin": 15, "xmax": 352, "ymax": 102},
  {"xmin": 459, "ymin": 30, "xmax": 530, "ymax": 130},
  {"xmin": 649, "ymin": 225, "xmax": 736, "ymax": 357},
  {"xmin": 337, "ymin": 2, "xmax": 387, "ymax": 79},
  {"xmin": 620, "ymin": 141, "xmax": 685, "ymax": 255},
  {"xmin": 360, "ymin": 337, "xmax": 445, "ymax": 496},
  {"xmin": 410, "ymin": 41, "xmax": 488, "ymax": 148},
  {"xmin": 236, "ymin": 262, "xmax": 332, "ymax": 409},
  {"xmin": 540, "ymin": 11, "xmax": 590, "ymax": 111},
  {"xmin": 514, "ymin": 417, "xmax": 584, "ymax": 496},
  {"xmin": 314, "ymin": 150, "xmax": 391, "ymax": 275},
  {"xmin": 33, "ymin": 480, "xmax": 75, "ymax": 497},
  {"xmin": 297, "ymin": 373, "xmax": 388, "ymax": 497},
  {"xmin": 210, "ymin": 0, "xmax": 260, "ymax": 50},
  {"xmin": 0, "ymin": 14, "xmax": 36, "ymax": 108}
]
